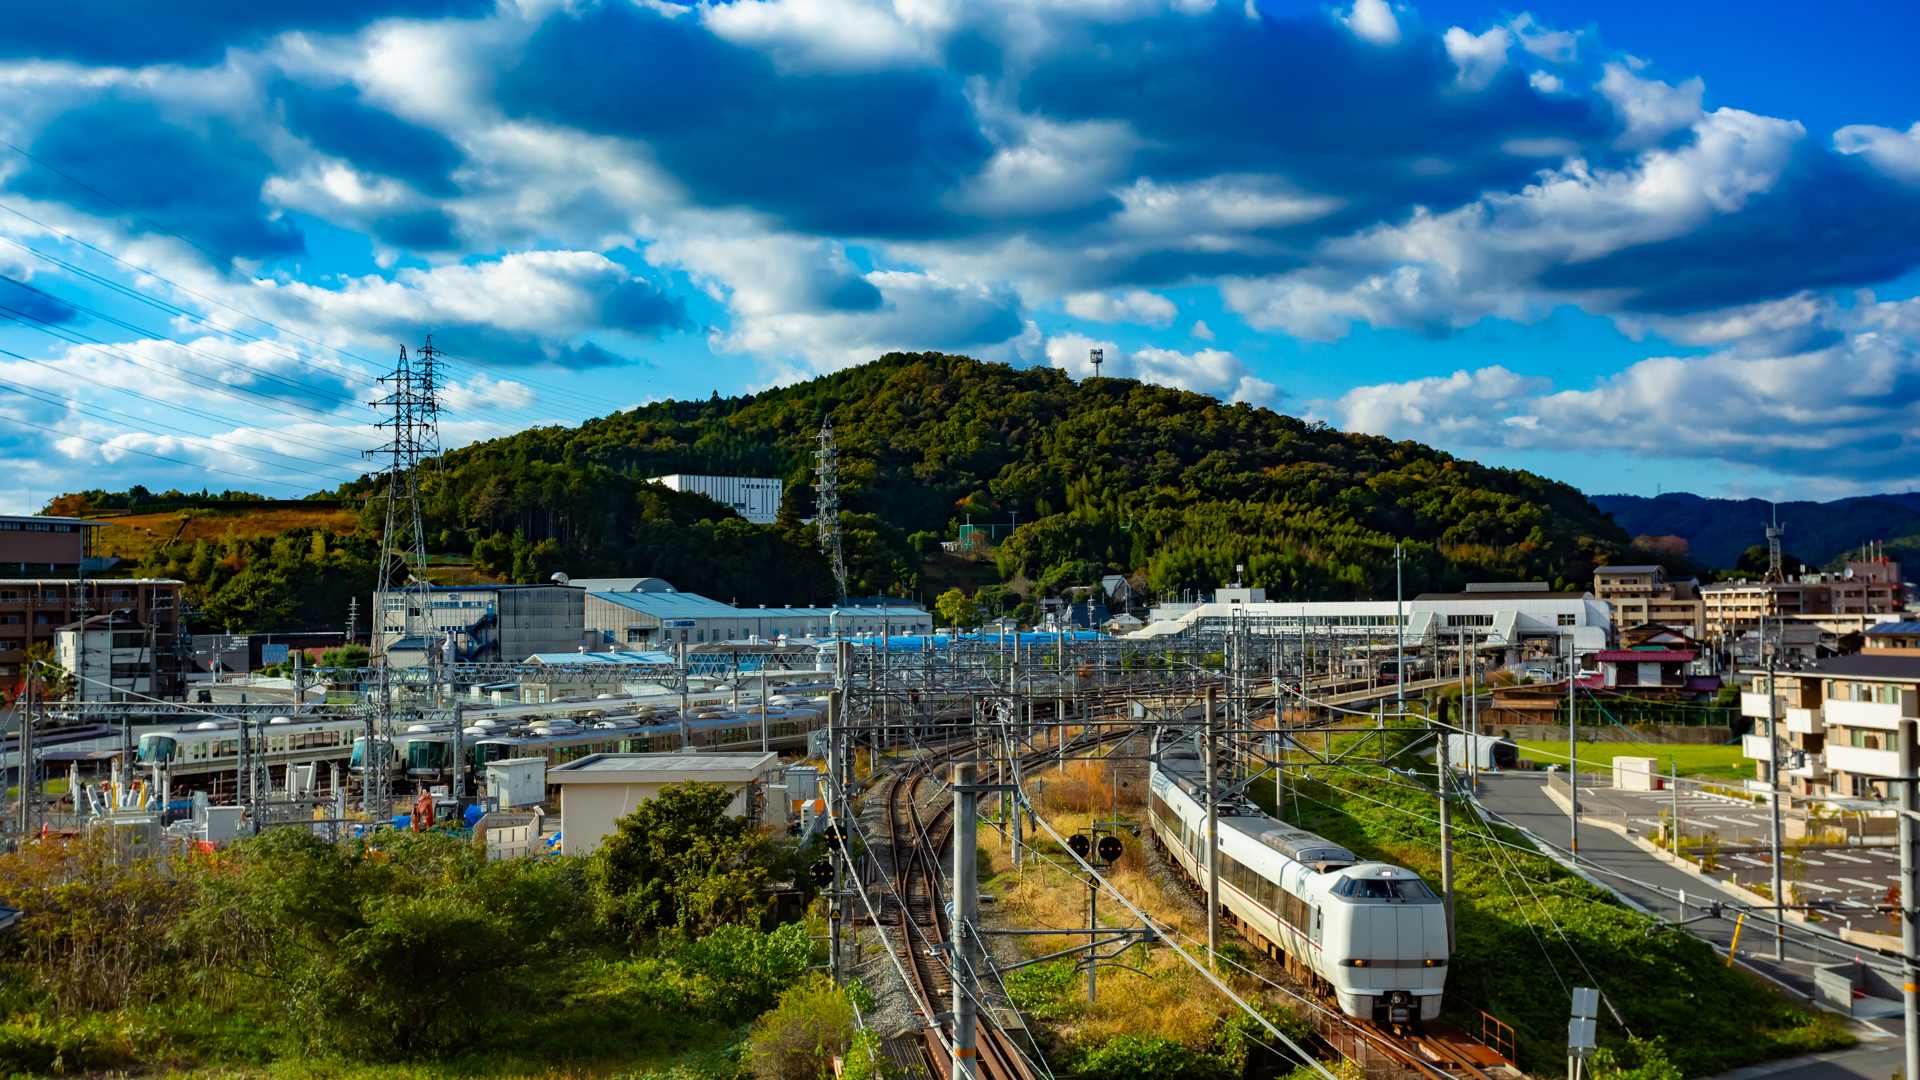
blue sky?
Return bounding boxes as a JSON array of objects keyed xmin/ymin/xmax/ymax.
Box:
[{"xmin": 2, "ymin": 0, "xmax": 1919, "ymax": 511}]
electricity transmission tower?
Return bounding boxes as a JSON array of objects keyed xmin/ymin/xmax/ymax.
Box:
[
  {"xmin": 362, "ymin": 338, "xmax": 443, "ymax": 815},
  {"xmin": 1765, "ymin": 504, "xmax": 1787, "ymax": 583},
  {"xmin": 815, "ymin": 417, "xmax": 848, "ymax": 601}
]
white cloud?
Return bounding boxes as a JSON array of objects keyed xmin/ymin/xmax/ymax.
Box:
[
  {"xmin": 1191, "ymin": 319, "xmax": 1215, "ymax": 341},
  {"xmin": 1043, "ymin": 332, "xmax": 1277, "ymax": 405},
  {"xmin": 1219, "ymin": 103, "xmax": 1804, "ymax": 340},
  {"xmin": 1509, "ymin": 14, "xmax": 1576, "ymax": 64},
  {"xmin": 702, "ymin": 0, "xmax": 944, "ymax": 74},
  {"xmin": 1835, "ymin": 121, "xmax": 1920, "ymax": 185},
  {"xmin": 1443, "ymin": 26, "xmax": 1510, "ymax": 92},
  {"xmin": 1328, "ymin": 295, "xmax": 1920, "ymax": 479},
  {"xmin": 1598, "ymin": 63, "xmax": 1705, "ymax": 149},
  {"xmin": 1528, "ymin": 70, "xmax": 1564, "ymax": 94},
  {"xmin": 1064, "ymin": 290, "xmax": 1178, "ymax": 325},
  {"xmin": 1343, "ymin": 0, "xmax": 1401, "ymax": 46}
]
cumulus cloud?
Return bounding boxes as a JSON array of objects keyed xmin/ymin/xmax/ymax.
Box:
[
  {"xmin": 1835, "ymin": 121, "xmax": 1920, "ymax": 185},
  {"xmin": 1330, "ymin": 295, "xmax": 1920, "ymax": 479},
  {"xmin": 1443, "ymin": 26, "xmax": 1509, "ymax": 91},
  {"xmin": 1064, "ymin": 290, "xmax": 1178, "ymax": 325},
  {"xmin": 1043, "ymin": 332, "xmax": 1277, "ymax": 405},
  {"xmin": 1343, "ymin": 0, "xmax": 1401, "ymax": 46}
]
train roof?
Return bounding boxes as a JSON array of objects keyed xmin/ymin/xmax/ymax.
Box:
[
  {"xmin": 148, "ymin": 713, "xmax": 354, "ymax": 734},
  {"xmin": 1156, "ymin": 743, "xmax": 1358, "ymax": 868}
]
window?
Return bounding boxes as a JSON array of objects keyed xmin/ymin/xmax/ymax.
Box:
[
  {"xmin": 1850, "ymin": 729, "xmax": 1883, "ymax": 750},
  {"xmin": 0, "ymin": 641, "xmax": 16, "ymax": 652},
  {"xmin": 0, "ymin": 591, "xmax": 16, "ymax": 601},
  {"xmin": 1558, "ymin": 614, "xmax": 1577, "ymax": 626},
  {"xmin": 0, "ymin": 616, "xmax": 16, "ymax": 625},
  {"xmin": 626, "ymin": 628, "xmax": 644, "ymax": 643},
  {"xmin": 35, "ymin": 614, "xmax": 56, "ymax": 625},
  {"xmin": 695, "ymin": 630, "xmax": 705, "ymax": 642}
]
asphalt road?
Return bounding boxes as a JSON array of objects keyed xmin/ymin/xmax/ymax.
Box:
[
  {"xmin": 1469, "ymin": 773, "xmax": 1905, "ymax": 1051},
  {"xmin": 1570, "ymin": 781, "xmax": 1906, "ymax": 926}
]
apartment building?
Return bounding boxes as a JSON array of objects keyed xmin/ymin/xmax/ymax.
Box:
[
  {"xmin": 1739, "ymin": 621, "xmax": 1920, "ymax": 799},
  {"xmin": 0, "ymin": 514, "xmax": 107, "ymax": 577},
  {"xmin": 0, "ymin": 578, "xmax": 185, "ymax": 696},
  {"xmin": 1592, "ymin": 565, "xmax": 1705, "ymax": 638}
]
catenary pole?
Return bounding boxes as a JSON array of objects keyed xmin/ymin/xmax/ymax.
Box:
[
  {"xmin": 1436, "ymin": 696, "xmax": 1455, "ymax": 950},
  {"xmin": 1395, "ymin": 543, "xmax": 1405, "ymax": 713},
  {"xmin": 1897, "ymin": 716, "xmax": 1917, "ymax": 1080},
  {"xmin": 1205, "ymin": 684, "xmax": 1220, "ymax": 966},
  {"xmin": 1767, "ymin": 638, "xmax": 1785, "ymax": 961},
  {"xmin": 1568, "ymin": 633, "xmax": 1579, "ymax": 858},
  {"xmin": 953, "ymin": 761, "xmax": 980, "ymax": 1080}
]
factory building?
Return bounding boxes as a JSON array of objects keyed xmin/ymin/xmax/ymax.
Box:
[
  {"xmin": 646, "ymin": 474, "xmax": 784, "ymax": 526},
  {"xmin": 580, "ymin": 578, "xmax": 931, "ymax": 648},
  {"xmin": 375, "ymin": 584, "xmax": 596, "ymax": 666}
]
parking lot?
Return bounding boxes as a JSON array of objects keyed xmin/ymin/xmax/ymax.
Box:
[{"xmin": 1567, "ymin": 782, "xmax": 1905, "ymax": 924}]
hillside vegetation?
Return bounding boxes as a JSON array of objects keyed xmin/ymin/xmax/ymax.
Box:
[
  {"xmin": 399, "ymin": 352, "xmax": 1629, "ymax": 603},
  {"xmin": 58, "ymin": 353, "xmax": 1634, "ymax": 628}
]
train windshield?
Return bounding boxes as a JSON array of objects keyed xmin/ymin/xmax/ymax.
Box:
[
  {"xmin": 136, "ymin": 735, "xmax": 177, "ymax": 763},
  {"xmin": 1336, "ymin": 875, "xmax": 1436, "ymax": 901}
]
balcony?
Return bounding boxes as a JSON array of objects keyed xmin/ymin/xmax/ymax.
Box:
[
  {"xmin": 1740, "ymin": 692, "xmax": 1786, "ymax": 719},
  {"xmin": 1824, "ymin": 698, "xmax": 1903, "ymax": 730},
  {"xmin": 1742, "ymin": 734, "xmax": 1773, "ymax": 760},
  {"xmin": 1786, "ymin": 756, "xmax": 1828, "ymax": 781},
  {"xmin": 1826, "ymin": 743, "xmax": 1902, "ymax": 779},
  {"xmin": 1784, "ymin": 707, "xmax": 1824, "ymax": 735}
]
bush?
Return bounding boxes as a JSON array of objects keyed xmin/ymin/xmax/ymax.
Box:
[
  {"xmin": 1069, "ymin": 1033, "xmax": 1240, "ymax": 1080},
  {"xmin": 589, "ymin": 782, "xmax": 773, "ymax": 942},
  {"xmin": 745, "ymin": 974, "xmax": 855, "ymax": 1080}
]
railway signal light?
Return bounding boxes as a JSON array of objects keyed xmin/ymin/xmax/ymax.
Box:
[
  {"xmin": 1096, "ymin": 834, "xmax": 1123, "ymax": 864},
  {"xmin": 810, "ymin": 859, "xmax": 834, "ymax": 886},
  {"xmin": 823, "ymin": 822, "xmax": 845, "ymax": 849},
  {"xmin": 1068, "ymin": 833, "xmax": 1092, "ymax": 860}
]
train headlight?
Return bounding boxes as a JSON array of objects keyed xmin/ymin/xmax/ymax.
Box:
[
  {"xmin": 1350, "ymin": 959, "xmax": 1368, "ymax": 967},
  {"xmin": 1423, "ymin": 958, "xmax": 1445, "ymax": 967}
]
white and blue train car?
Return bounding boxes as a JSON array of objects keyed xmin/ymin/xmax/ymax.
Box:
[{"xmin": 1149, "ymin": 745, "xmax": 1449, "ymax": 1025}]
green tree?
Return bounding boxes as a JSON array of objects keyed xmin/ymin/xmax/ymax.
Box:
[
  {"xmin": 934, "ymin": 587, "xmax": 979, "ymax": 628},
  {"xmin": 587, "ymin": 782, "xmax": 771, "ymax": 941}
]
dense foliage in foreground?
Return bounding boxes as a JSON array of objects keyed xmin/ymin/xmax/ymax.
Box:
[{"xmin": 0, "ymin": 783, "xmax": 859, "ymax": 1078}]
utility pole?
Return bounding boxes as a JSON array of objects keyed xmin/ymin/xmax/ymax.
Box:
[
  {"xmin": 1205, "ymin": 684, "xmax": 1220, "ymax": 966},
  {"xmin": 827, "ymin": 687, "xmax": 843, "ymax": 985},
  {"xmin": 1896, "ymin": 716, "xmax": 1917, "ymax": 1080},
  {"xmin": 953, "ymin": 761, "xmax": 981, "ymax": 1080},
  {"xmin": 451, "ymin": 701, "xmax": 465, "ymax": 800},
  {"xmin": 814, "ymin": 418, "xmax": 849, "ymax": 601},
  {"xmin": 759, "ymin": 669, "xmax": 769, "ymax": 753},
  {"xmin": 1568, "ymin": 633, "xmax": 1579, "ymax": 857},
  {"xmin": 1435, "ymin": 696, "xmax": 1456, "ymax": 950},
  {"xmin": 347, "ymin": 596, "xmax": 359, "ymax": 647},
  {"xmin": 1394, "ymin": 543, "xmax": 1404, "ymax": 714},
  {"xmin": 1767, "ymin": 637, "xmax": 1785, "ymax": 960}
]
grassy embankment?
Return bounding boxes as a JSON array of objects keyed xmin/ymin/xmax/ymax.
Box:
[
  {"xmin": 1510, "ymin": 740, "xmax": 1752, "ymax": 782},
  {"xmin": 995, "ymin": 735, "xmax": 1849, "ymax": 1079},
  {"xmin": 88, "ymin": 506, "xmax": 363, "ymax": 565},
  {"xmin": 1262, "ymin": 728, "xmax": 1848, "ymax": 1076}
]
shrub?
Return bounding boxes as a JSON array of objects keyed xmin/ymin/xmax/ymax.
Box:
[
  {"xmin": 1069, "ymin": 1033, "xmax": 1240, "ymax": 1080},
  {"xmin": 589, "ymin": 782, "xmax": 773, "ymax": 942},
  {"xmin": 745, "ymin": 974, "xmax": 855, "ymax": 1080}
]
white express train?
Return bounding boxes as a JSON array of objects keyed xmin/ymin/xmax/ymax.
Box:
[{"xmin": 1149, "ymin": 739, "xmax": 1449, "ymax": 1025}]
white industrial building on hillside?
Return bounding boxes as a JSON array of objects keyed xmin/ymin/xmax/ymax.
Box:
[{"xmin": 647, "ymin": 474, "xmax": 784, "ymax": 525}]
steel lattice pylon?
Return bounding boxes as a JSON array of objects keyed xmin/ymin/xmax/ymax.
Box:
[
  {"xmin": 815, "ymin": 417, "xmax": 848, "ymax": 601},
  {"xmin": 362, "ymin": 338, "xmax": 443, "ymax": 816}
]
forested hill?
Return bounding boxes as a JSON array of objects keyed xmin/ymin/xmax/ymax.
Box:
[{"xmin": 396, "ymin": 351, "xmax": 1627, "ymax": 606}]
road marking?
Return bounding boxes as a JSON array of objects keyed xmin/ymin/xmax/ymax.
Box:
[
  {"xmin": 1710, "ymin": 815, "xmax": 1760, "ymax": 828},
  {"xmin": 1789, "ymin": 881, "xmax": 1840, "ymax": 894},
  {"xmin": 1633, "ymin": 818, "xmax": 1664, "ymax": 828},
  {"xmin": 1865, "ymin": 851, "xmax": 1899, "ymax": 860},
  {"xmin": 1825, "ymin": 852, "xmax": 1873, "ymax": 864},
  {"xmin": 1794, "ymin": 857, "xmax": 1827, "ymax": 865},
  {"xmin": 1839, "ymin": 878, "xmax": 1885, "ymax": 890},
  {"xmin": 1732, "ymin": 854, "xmax": 1770, "ymax": 867}
]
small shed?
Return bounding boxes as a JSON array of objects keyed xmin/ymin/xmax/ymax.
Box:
[
  {"xmin": 485, "ymin": 757, "xmax": 548, "ymax": 809},
  {"xmin": 1612, "ymin": 756, "xmax": 1664, "ymax": 791},
  {"xmin": 547, "ymin": 752, "xmax": 782, "ymax": 855}
]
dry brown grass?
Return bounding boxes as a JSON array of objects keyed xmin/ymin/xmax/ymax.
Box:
[
  {"xmin": 975, "ymin": 758, "xmax": 1297, "ymax": 1052},
  {"xmin": 91, "ymin": 507, "xmax": 363, "ymax": 562}
]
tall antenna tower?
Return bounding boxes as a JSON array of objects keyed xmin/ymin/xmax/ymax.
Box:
[
  {"xmin": 362, "ymin": 338, "xmax": 442, "ymax": 815},
  {"xmin": 815, "ymin": 417, "xmax": 848, "ymax": 601},
  {"xmin": 1765, "ymin": 504, "xmax": 1787, "ymax": 584}
]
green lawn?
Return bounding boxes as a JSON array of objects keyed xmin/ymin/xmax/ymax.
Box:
[{"xmin": 1511, "ymin": 740, "xmax": 1754, "ymax": 782}]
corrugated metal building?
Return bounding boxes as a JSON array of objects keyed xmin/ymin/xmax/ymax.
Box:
[{"xmin": 647, "ymin": 474, "xmax": 784, "ymax": 525}]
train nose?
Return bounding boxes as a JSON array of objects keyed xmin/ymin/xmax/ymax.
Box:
[{"xmin": 1373, "ymin": 990, "xmax": 1415, "ymax": 1025}]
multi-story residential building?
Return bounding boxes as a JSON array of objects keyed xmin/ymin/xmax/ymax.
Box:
[
  {"xmin": 0, "ymin": 578, "xmax": 185, "ymax": 696},
  {"xmin": 1739, "ymin": 620, "xmax": 1920, "ymax": 799},
  {"xmin": 1592, "ymin": 565, "xmax": 1706, "ymax": 639},
  {"xmin": 0, "ymin": 513, "xmax": 108, "ymax": 577},
  {"xmin": 1703, "ymin": 578, "xmax": 1838, "ymax": 638}
]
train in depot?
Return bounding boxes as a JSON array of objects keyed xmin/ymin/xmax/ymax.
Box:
[
  {"xmin": 135, "ymin": 695, "xmax": 828, "ymax": 797},
  {"xmin": 1148, "ymin": 736, "xmax": 1449, "ymax": 1026}
]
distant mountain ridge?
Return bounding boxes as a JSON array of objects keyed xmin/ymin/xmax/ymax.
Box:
[{"xmin": 1590, "ymin": 492, "xmax": 1920, "ymax": 571}]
